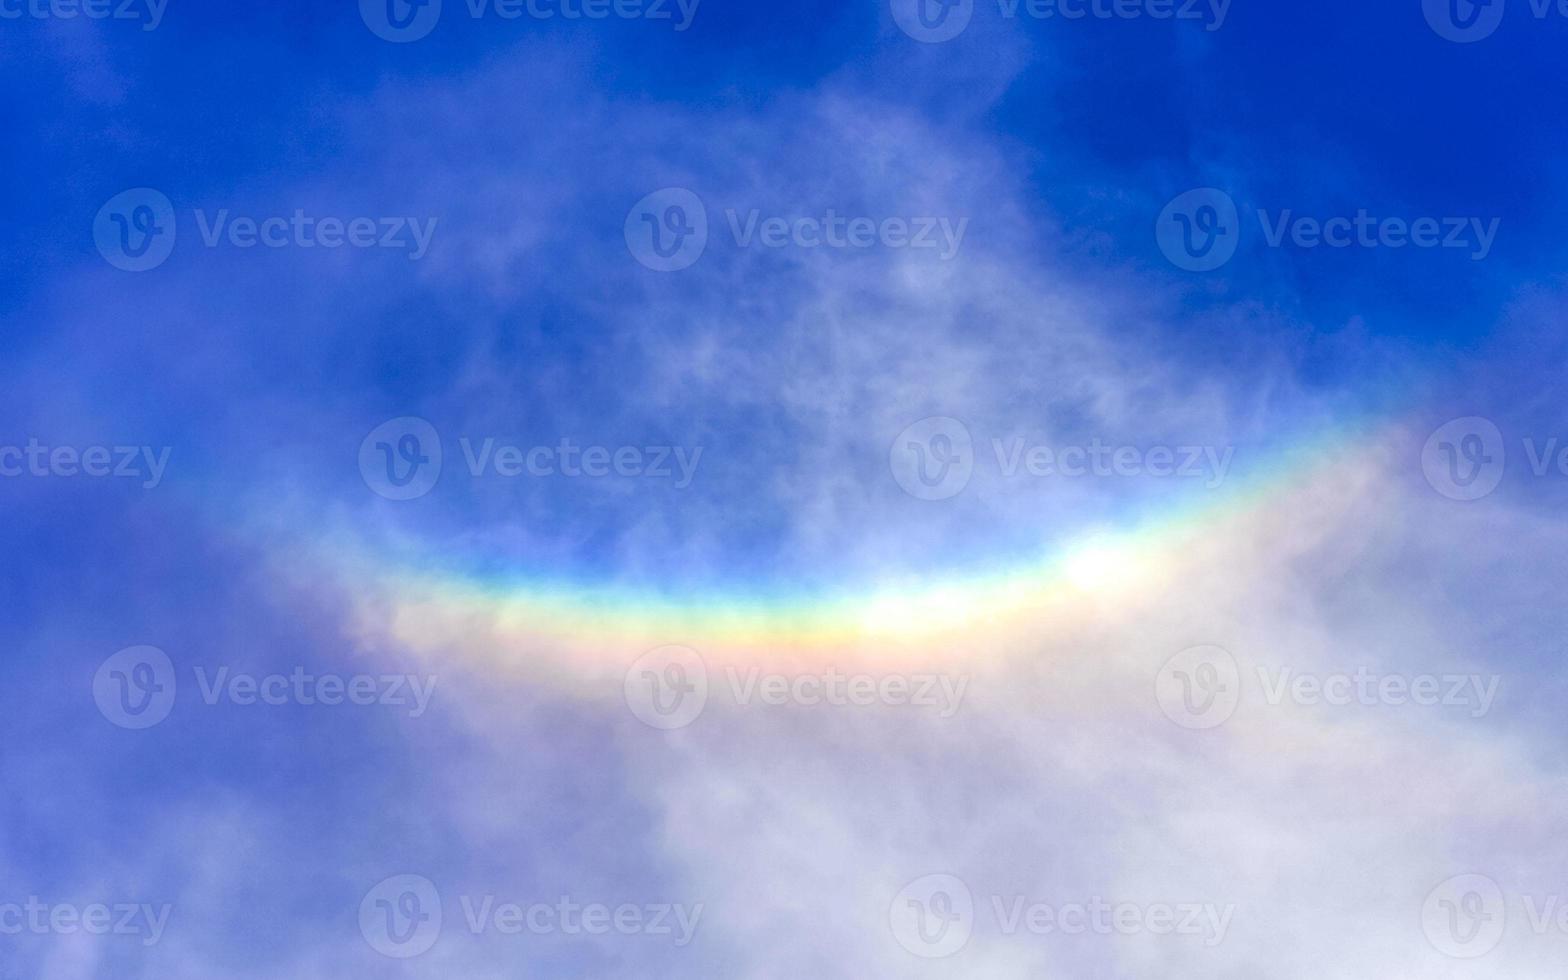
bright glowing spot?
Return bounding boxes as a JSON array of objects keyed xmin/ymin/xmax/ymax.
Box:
[
  {"xmin": 1062, "ymin": 537, "xmax": 1144, "ymax": 592},
  {"xmin": 859, "ymin": 584, "xmax": 983, "ymax": 637}
]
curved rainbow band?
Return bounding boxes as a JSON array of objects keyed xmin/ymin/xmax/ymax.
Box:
[{"xmin": 318, "ymin": 422, "xmax": 1378, "ymax": 670}]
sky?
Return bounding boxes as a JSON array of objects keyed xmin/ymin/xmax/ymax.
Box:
[{"xmin": 4, "ymin": 0, "xmax": 1568, "ymax": 976}]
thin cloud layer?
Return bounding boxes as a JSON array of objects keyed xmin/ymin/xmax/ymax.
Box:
[{"xmin": 2, "ymin": 5, "xmax": 1563, "ymax": 979}]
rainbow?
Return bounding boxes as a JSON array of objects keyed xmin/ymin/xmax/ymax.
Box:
[{"xmin": 290, "ymin": 418, "xmax": 1385, "ymax": 675}]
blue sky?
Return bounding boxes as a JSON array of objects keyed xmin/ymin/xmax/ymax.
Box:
[{"xmin": 4, "ymin": 1, "xmax": 1568, "ymax": 977}]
